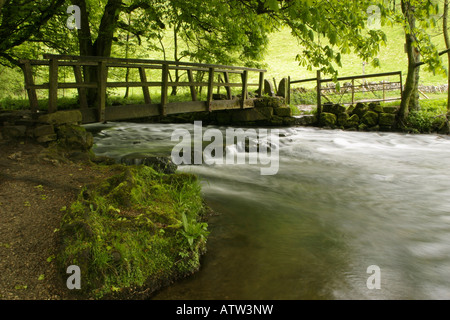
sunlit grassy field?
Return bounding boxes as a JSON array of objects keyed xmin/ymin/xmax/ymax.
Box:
[{"xmin": 265, "ymin": 25, "xmax": 448, "ymax": 87}]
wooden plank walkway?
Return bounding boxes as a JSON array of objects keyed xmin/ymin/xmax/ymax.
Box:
[{"xmin": 19, "ymin": 54, "xmax": 267, "ymax": 124}]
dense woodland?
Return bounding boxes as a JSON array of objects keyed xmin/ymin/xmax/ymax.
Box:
[{"xmin": 1, "ymin": 0, "xmax": 450, "ymax": 123}]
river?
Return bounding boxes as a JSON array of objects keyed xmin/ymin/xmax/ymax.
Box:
[{"xmin": 87, "ymin": 121, "xmax": 450, "ymax": 300}]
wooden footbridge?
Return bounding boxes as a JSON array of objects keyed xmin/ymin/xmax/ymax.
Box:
[
  {"xmin": 19, "ymin": 54, "xmax": 403, "ymax": 124},
  {"xmin": 19, "ymin": 54, "xmax": 275, "ymax": 124}
]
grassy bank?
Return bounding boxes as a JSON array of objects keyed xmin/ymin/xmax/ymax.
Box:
[{"xmin": 58, "ymin": 163, "xmax": 210, "ymax": 299}]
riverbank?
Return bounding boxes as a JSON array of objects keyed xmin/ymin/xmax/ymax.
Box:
[
  {"xmin": 0, "ymin": 140, "xmax": 108, "ymax": 299},
  {"xmin": 0, "ymin": 134, "xmax": 210, "ymax": 299}
]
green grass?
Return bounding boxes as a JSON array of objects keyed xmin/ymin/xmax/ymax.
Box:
[{"xmin": 266, "ymin": 24, "xmax": 448, "ymax": 87}]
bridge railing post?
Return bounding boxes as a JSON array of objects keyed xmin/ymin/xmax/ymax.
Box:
[
  {"xmin": 316, "ymin": 70, "xmax": 322, "ymax": 116},
  {"xmin": 207, "ymin": 67, "xmax": 215, "ymax": 112},
  {"xmin": 139, "ymin": 66, "xmax": 151, "ymax": 104},
  {"xmin": 258, "ymin": 71, "xmax": 264, "ymax": 98},
  {"xmin": 97, "ymin": 60, "xmax": 107, "ymax": 122},
  {"xmin": 223, "ymin": 72, "xmax": 232, "ymax": 100},
  {"xmin": 241, "ymin": 70, "xmax": 248, "ymax": 108},
  {"xmin": 48, "ymin": 58, "xmax": 59, "ymax": 113},
  {"xmin": 160, "ymin": 63, "xmax": 169, "ymax": 116},
  {"xmin": 73, "ymin": 64, "xmax": 88, "ymax": 109},
  {"xmin": 21, "ymin": 60, "xmax": 39, "ymax": 113},
  {"xmin": 187, "ymin": 69, "xmax": 197, "ymax": 101}
]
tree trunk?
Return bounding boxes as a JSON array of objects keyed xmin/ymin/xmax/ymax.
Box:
[
  {"xmin": 171, "ymin": 25, "xmax": 181, "ymax": 96},
  {"xmin": 444, "ymin": 0, "xmax": 450, "ymax": 111},
  {"xmin": 73, "ymin": 0, "xmax": 122, "ymax": 105},
  {"xmin": 398, "ymin": 0, "xmax": 420, "ymax": 124}
]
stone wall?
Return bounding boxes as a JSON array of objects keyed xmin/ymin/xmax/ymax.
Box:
[
  {"xmin": 0, "ymin": 110, "xmax": 93, "ymax": 151},
  {"xmin": 318, "ymin": 102, "xmax": 399, "ymax": 132}
]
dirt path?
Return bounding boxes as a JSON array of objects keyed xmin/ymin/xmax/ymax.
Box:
[{"xmin": 0, "ymin": 140, "xmax": 109, "ymax": 300}]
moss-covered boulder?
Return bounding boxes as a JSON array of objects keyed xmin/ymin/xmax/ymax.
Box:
[
  {"xmin": 58, "ymin": 165, "xmax": 209, "ymax": 299},
  {"xmin": 39, "ymin": 110, "xmax": 82, "ymax": 125},
  {"xmin": 346, "ymin": 105, "xmax": 355, "ymax": 115},
  {"xmin": 231, "ymin": 108, "xmax": 272, "ymax": 123},
  {"xmin": 322, "ymin": 102, "xmax": 334, "ymax": 114},
  {"xmin": 274, "ymin": 107, "xmax": 292, "ymax": 117},
  {"xmin": 319, "ymin": 112, "xmax": 337, "ymax": 127},
  {"xmin": 56, "ymin": 124, "xmax": 93, "ymax": 151},
  {"xmin": 368, "ymin": 102, "xmax": 384, "ymax": 113},
  {"xmin": 382, "ymin": 106, "xmax": 400, "ymax": 114},
  {"xmin": 330, "ymin": 104, "xmax": 346, "ymax": 115},
  {"xmin": 353, "ymin": 103, "xmax": 368, "ymax": 118},
  {"xmin": 345, "ymin": 114, "xmax": 360, "ymax": 128},
  {"xmin": 337, "ymin": 112, "xmax": 349, "ymax": 127},
  {"xmin": 379, "ymin": 113, "xmax": 397, "ymax": 128},
  {"xmin": 254, "ymin": 96, "xmax": 285, "ymax": 108},
  {"xmin": 361, "ymin": 111, "xmax": 379, "ymax": 127},
  {"xmin": 120, "ymin": 153, "xmax": 178, "ymax": 174}
]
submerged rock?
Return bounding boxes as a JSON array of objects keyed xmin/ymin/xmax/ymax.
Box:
[{"xmin": 120, "ymin": 152, "xmax": 177, "ymax": 174}]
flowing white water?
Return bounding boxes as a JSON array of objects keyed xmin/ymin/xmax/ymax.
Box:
[{"xmin": 88, "ymin": 122, "xmax": 450, "ymax": 300}]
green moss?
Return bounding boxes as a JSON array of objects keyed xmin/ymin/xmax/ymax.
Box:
[{"xmin": 58, "ymin": 165, "xmax": 209, "ymax": 299}]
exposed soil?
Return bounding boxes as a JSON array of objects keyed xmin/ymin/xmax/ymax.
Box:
[{"xmin": 0, "ymin": 140, "xmax": 113, "ymax": 300}]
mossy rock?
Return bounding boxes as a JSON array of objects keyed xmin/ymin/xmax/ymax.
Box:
[
  {"xmin": 432, "ymin": 116, "xmax": 450, "ymax": 134},
  {"xmin": 368, "ymin": 102, "xmax": 384, "ymax": 113},
  {"xmin": 358, "ymin": 123, "xmax": 369, "ymax": 131},
  {"xmin": 266, "ymin": 115, "xmax": 284, "ymax": 126},
  {"xmin": 254, "ymin": 96, "xmax": 285, "ymax": 108},
  {"xmin": 379, "ymin": 113, "xmax": 396, "ymax": 128},
  {"xmin": 337, "ymin": 112, "xmax": 349, "ymax": 126},
  {"xmin": 382, "ymin": 106, "xmax": 400, "ymax": 114},
  {"xmin": 56, "ymin": 124, "xmax": 93, "ymax": 151},
  {"xmin": 274, "ymin": 107, "xmax": 292, "ymax": 117},
  {"xmin": 353, "ymin": 103, "xmax": 368, "ymax": 118},
  {"xmin": 282, "ymin": 117, "xmax": 297, "ymax": 127},
  {"xmin": 120, "ymin": 153, "xmax": 177, "ymax": 174},
  {"xmin": 330, "ymin": 104, "xmax": 346, "ymax": 115},
  {"xmin": 361, "ymin": 111, "xmax": 379, "ymax": 127},
  {"xmin": 256, "ymin": 106, "xmax": 274, "ymax": 118},
  {"xmin": 346, "ymin": 105, "xmax": 355, "ymax": 115},
  {"xmin": 58, "ymin": 165, "xmax": 208, "ymax": 299},
  {"xmin": 345, "ymin": 114, "xmax": 360, "ymax": 128},
  {"xmin": 231, "ymin": 108, "xmax": 272, "ymax": 123},
  {"xmin": 322, "ymin": 102, "xmax": 334, "ymax": 114},
  {"xmin": 319, "ymin": 112, "xmax": 337, "ymax": 127},
  {"xmin": 39, "ymin": 110, "xmax": 82, "ymax": 125}
]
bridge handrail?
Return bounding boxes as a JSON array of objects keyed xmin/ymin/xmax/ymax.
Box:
[{"xmin": 42, "ymin": 54, "xmax": 267, "ymax": 73}]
